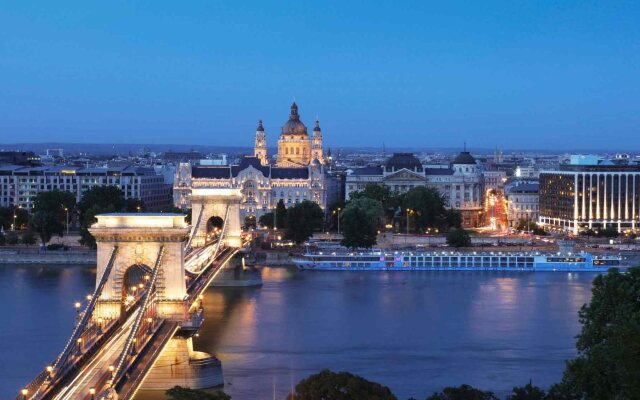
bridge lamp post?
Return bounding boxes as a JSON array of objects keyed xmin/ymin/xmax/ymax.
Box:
[
  {"xmin": 147, "ymin": 317, "xmax": 153, "ymax": 334},
  {"xmin": 46, "ymin": 365, "xmax": 54, "ymax": 378},
  {"xmin": 89, "ymin": 388, "xmax": 95, "ymax": 400},
  {"xmin": 131, "ymin": 338, "xmax": 137, "ymax": 355},
  {"xmin": 108, "ymin": 365, "xmax": 115, "ymax": 378},
  {"xmin": 21, "ymin": 388, "xmax": 28, "ymax": 399},
  {"xmin": 74, "ymin": 301, "xmax": 82, "ymax": 322}
]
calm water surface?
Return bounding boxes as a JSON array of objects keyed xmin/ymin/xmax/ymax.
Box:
[{"xmin": 1, "ymin": 264, "xmax": 596, "ymax": 399}]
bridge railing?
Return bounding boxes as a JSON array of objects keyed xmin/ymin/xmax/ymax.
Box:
[
  {"xmin": 20, "ymin": 246, "xmax": 119, "ymax": 400},
  {"xmin": 185, "ymin": 206, "xmax": 204, "ymax": 255},
  {"xmin": 110, "ymin": 245, "xmax": 165, "ymax": 389}
]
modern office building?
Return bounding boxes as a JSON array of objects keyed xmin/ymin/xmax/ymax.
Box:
[
  {"xmin": 0, "ymin": 165, "xmax": 171, "ymax": 210},
  {"xmin": 539, "ymin": 155, "xmax": 640, "ymax": 233}
]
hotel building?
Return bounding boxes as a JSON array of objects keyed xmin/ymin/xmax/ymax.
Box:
[{"xmin": 539, "ymin": 155, "xmax": 640, "ymax": 233}]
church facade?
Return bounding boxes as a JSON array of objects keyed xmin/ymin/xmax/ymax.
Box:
[{"xmin": 174, "ymin": 102, "xmax": 330, "ymax": 224}]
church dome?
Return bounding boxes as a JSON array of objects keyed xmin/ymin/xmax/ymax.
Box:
[
  {"xmin": 281, "ymin": 102, "xmax": 308, "ymax": 136},
  {"xmin": 453, "ymin": 151, "xmax": 477, "ymax": 165}
]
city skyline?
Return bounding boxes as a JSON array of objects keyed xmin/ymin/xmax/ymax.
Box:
[{"xmin": 1, "ymin": 2, "xmax": 639, "ymax": 149}]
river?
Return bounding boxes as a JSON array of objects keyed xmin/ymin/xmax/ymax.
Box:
[{"xmin": 1, "ymin": 264, "xmax": 595, "ymax": 399}]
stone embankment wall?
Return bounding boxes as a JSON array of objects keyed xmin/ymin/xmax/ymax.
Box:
[{"xmin": 0, "ymin": 249, "xmax": 96, "ymax": 264}]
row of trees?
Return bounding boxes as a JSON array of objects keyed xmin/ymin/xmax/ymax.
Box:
[
  {"xmin": 340, "ymin": 184, "xmax": 466, "ymax": 248},
  {"xmin": 0, "ymin": 186, "xmax": 181, "ymax": 248},
  {"xmin": 251, "ymin": 184, "xmax": 472, "ymax": 248}
]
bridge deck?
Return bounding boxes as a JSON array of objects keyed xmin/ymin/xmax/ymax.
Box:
[{"xmin": 115, "ymin": 321, "xmax": 179, "ymax": 400}]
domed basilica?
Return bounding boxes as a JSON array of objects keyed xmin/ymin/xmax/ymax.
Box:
[{"xmin": 255, "ymin": 102, "xmax": 324, "ymax": 167}]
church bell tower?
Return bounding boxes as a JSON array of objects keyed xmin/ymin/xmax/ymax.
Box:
[{"xmin": 254, "ymin": 120, "xmax": 268, "ymax": 165}]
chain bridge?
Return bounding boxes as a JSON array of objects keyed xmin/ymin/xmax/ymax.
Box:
[{"xmin": 18, "ymin": 189, "xmax": 246, "ymax": 400}]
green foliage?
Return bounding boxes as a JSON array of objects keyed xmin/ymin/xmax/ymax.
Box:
[
  {"xmin": 258, "ymin": 212, "xmax": 275, "ymax": 229},
  {"xmin": 28, "ymin": 190, "xmax": 76, "ymax": 244},
  {"xmin": 244, "ymin": 215, "xmax": 256, "ymax": 229},
  {"xmin": 402, "ymin": 186, "xmax": 451, "ymax": 233},
  {"xmin": 5, "ymin": 232, "xmax": 19, "ymax": 245},
  {"xmin": 275, "ymin": 199, "xmax": 287, "ymax": 229},
  {"xmin": 21, "ymin": 230, "xmax": 37, "ymax": 246},
  {"xmin": 350, "ymin": 183, "xmax": 403, "ymax": 222},
  {"xmin": 166, "ymin": 386, "xmax": 231, "ymax": 400},
  {"xmin": 285, "ymin": 200, "xmax": 324, "ymax": 244},
  {"xmin": 340, "ymin": 197, "xmax": 384, "ymax": 249},
  {"xmin": 28, "ymin": 210, "xmax": 57, "ymax": 245},
  {"xmin": 0, "ymin": 233, "xmax": 5, "ymax": 246},
  {"xmin": 446, "ymin": 228, "xmax": 471, "ymax": 248},
  {"xmin": 599, "ymin": 225, "xmax": 619, "ymax": 238},
  {"xmin": 124, "ymin": 198, "xmax": 146, "ymax": 212},
  {"xmin": 77, "ymin": 186, "xmax": 127, "ymax": 248},
  {"xmin": 516, "ymin": 219, "xmax": 546, "ymax": 236},
  {"xmin": 550, "ymin": 267, "xmax": 640, "ymax": 399},
  {"xmin": 425, "ymin": 384, "xmax": 499, "ymax": 400},
  {"xmin": 286, "ymin": 369, "xmax": 397, "ymax": 400},
  {"xmin": 506, "ymin": 382, "xmax": 546, "ymax": 400},
  {"xmin": 78, "ymin": 186, "xmax": 126, "ymax": 213}
]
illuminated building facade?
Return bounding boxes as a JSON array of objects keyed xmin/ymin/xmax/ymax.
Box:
[
  {"xmin": 0, "ymin": 165, "xmax": 170, "ymax": 210},
  {"xmin": 539, "ymin": 156, "xmax": 640, "ymax": 233},
  {"xmin": 187, "ymin": 156, "xmax": 328, "ymax": 222}
]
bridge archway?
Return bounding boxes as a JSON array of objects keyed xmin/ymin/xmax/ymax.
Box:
[
  {"xmin": 90, "ymin": 213, "xmax": 190, "ymax": 321},
  {"xmin": 190, "ymin": 188, "xmax": 242, "ymax": 248}
]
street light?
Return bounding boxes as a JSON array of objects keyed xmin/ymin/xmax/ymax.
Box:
[
  {"xmin": 64, "ymin": 207, "xmax": 69, "ymax": 235},
  {"xmin": 89, "ymin": 388, "xmax": 95, "ymax": 400},
  {"xmin": 334, "ymin": 207, "xmax": 342, "ymax": 235},
  {"xmin": 21, "ymin": 388, "xmax": 28, "ymax": 399},
  {"xmin": 406, "ymin": 208, "xmax": 413, "ymax": 235}
]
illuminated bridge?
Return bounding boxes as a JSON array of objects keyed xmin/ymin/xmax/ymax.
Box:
[{"xmin": 18, "ymin": 189, "xmax": 246, "ymax": 400}]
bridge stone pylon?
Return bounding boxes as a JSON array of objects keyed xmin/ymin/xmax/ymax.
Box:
[
  {"xmin": 90, "ymin": 213, "xmax": 190, "ymax": 321},
  {"xmin": 190, "ymin": 188, "xmax": 242, "ymax": 248}
]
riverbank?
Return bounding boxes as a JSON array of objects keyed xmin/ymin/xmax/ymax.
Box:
[{"xmin": 0, "ymin": 249, "xmax": 96, "ymax": 265}]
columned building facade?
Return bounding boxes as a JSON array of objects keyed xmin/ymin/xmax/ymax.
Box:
[{"xmin": 539, "ymin": 162, "xmax": 640, "ymax": 233}]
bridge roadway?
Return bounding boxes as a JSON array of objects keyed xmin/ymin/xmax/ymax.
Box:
[{"xmin": 46, "ymin": 244, "xmax": 239, "ymax": 400}]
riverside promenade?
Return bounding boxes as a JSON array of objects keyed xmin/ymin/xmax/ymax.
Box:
[{"xmin": 0, "ymin": 248, "xmax": 96, "ymax": 264}]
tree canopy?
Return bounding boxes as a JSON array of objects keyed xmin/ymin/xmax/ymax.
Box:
[
  {"xmin": 446, "ymin": 227, "xmax": 472, "ymax": 248},
  {"xmin": 285, "ymin": 200, "xmax": 324, "ymax": 244},
  {"xmin": 340, "ymin": 197, "xmax": 384, "ymax": 249},
  {"xmin": 166, "ymin": 386, "xmax": 231, "ymax": 400},
  {"xmin": 426, "ymin": 385, "xmax": 499, "ymax": 400},
  {"xmin": 549, "ymin": 267, "xmax": 640, "ymax": 399},
  {"xmin": 287, "ymin": 369, "xmax": 397, "ymax": 400},
  {"xmin": 78, "ymin": 186, "xmax": 126, "ymax": 248},
  {"xmin": 29, "ymin": 190, "xmax": 76, "ymax": 244},
  {"xmin": 402, "ymin": 186, "xmax": 454, "ymax": 233}
]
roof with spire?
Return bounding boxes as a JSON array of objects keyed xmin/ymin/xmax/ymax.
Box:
[
  {"xmin": 256, "ymin": 120, "xmax": 264, "ymax": 132},
  {"xmin": 313, "ymin": 118, "xmax": 321, "ymax": 132}
]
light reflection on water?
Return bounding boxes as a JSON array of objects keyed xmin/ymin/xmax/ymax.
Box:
[{"xmin": 1, "ymin": 264, "xmax": 596, "ymax": 400}]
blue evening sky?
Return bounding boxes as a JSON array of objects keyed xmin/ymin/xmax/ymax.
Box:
[{"xmin": 0, "ymin": 1, "xmax": 639, "ymax": 150}]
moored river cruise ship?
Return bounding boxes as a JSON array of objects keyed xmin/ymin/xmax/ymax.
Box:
[{"xmin": 293, "ymin": 251, "xmax": 624, "ymax": 272}]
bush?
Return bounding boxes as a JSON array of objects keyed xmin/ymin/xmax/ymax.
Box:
[
  {"xmin": 46, "ymin": 243, "xmax": 69, "ymax": 251},
  {"xmin": 5, "ymin": 232, "xmax": 19, "ymax": 245},
  {"xmin": 21, "ymin": 230, "xmax": 37, "ymax": 246},
  {"xmin": 446, "ymin": 228, "xmax": 472, "ymax": 248},
  {"xmin": 0, "ymin": 233, "xmax": 5, "ymax": 246}
]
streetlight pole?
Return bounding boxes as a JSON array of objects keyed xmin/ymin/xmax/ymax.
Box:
[
  {"xmin": 336, "ymin": 207, "xmax": 341, "ymax": 235},
  {"xmin": 65, "ymin": 207, "xmax": 69, "ymax": 235},
  {"xmin": 406, "ymin": 208, "xmax": 412, "ymax": 235}
]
